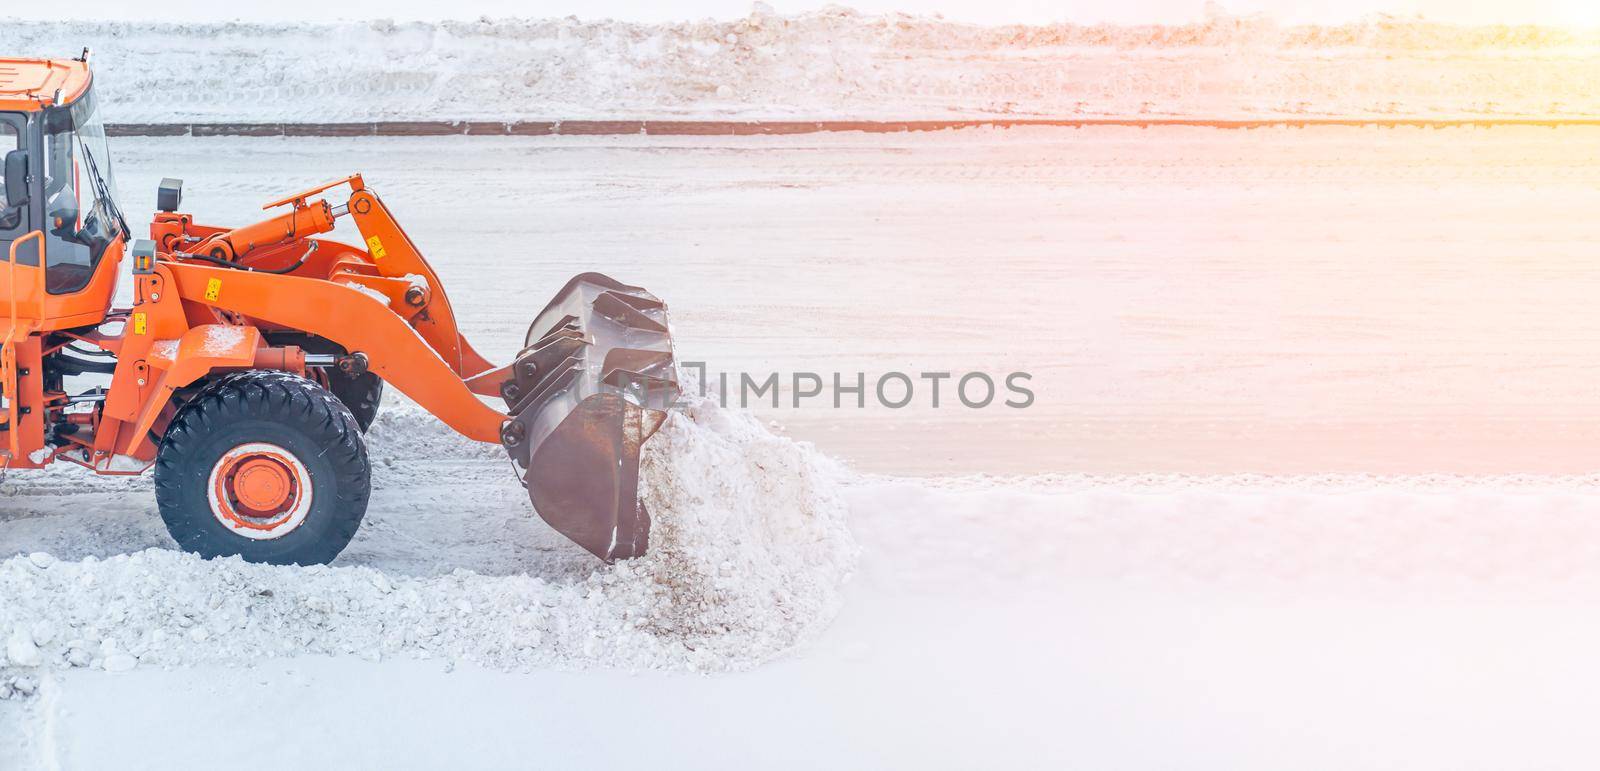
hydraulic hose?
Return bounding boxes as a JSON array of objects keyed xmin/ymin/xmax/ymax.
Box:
[{"xmin": 178, "ymin": 241, "xmax": 318, "ymax": 275}]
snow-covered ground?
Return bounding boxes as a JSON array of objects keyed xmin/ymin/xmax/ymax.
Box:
[
  {"xmin": 10, "ymin": 431, "xmax": 1600, "ymax": 768},
  {"xmin": 6, "ymin": 127, "xmax": 1600, "ymax": 767},
  {"xmin": 5, "ymin": 9, "xmax": 1600, "ymax": 122}
]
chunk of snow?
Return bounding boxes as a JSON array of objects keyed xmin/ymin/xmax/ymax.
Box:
[
  {"xmin": 150, "ymin": 340, "xmax": 180, "ymax": 360},
  {"xmin": 102, "ymin": 654, "xmax": 138, "ymax": 673},
  {"xmin": 98, "ymin": 455, "xmax": 151, "ymax": 473},
  {"xmin": 342, "ymin": 281, "xmax": 392, "ymax": 306},
  {"xmin": 26, "ymin": 448, "xmax": 51, "ymax": 464},
  {"xmin": 6, "ymin": 632, "xmax": 41, "ymax": 668},
  {"xmin": 200, "ymin": 325, "xmax": 247, "ymax": 357}
]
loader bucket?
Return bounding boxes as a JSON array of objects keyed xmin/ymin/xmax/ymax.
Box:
[{"xmin": 498, "ymin": 272, "xmax": 680, "ymax": 562}]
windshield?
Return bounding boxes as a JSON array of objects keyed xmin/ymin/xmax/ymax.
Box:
[{"xmin": 42, "ymin": 87, "xmax": 127, "ymax": 295}]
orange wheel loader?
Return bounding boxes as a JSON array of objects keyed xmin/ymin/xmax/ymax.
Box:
[{"xmin": 0, "ymin": 55, "xmax": 679, "ymax": 564}]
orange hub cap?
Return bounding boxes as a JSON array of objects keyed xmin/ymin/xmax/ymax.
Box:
[
  {"xmin": 233, "ymin": 457, "xmax": 294, "ymax": 511},
  {"xmin": 207, "ymin": 442, "xmax": 314, "ymax": 540}
]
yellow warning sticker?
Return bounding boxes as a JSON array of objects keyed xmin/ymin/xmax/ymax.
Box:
[
  {"xmin": 204, "ymin": 278, "xmax": 222, "ymax": 302},
  {"xmin": 366, "ymin": 236, "xmax": 387, "ymax": 260},
  {"xmin": 132, "ymin": 312, "xmax": 147, "ymax": 335}
]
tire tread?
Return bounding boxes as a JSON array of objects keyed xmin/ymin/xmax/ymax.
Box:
[{"xmin": 154, "ymin": 370, "xmax": 370, "ymax": 565}]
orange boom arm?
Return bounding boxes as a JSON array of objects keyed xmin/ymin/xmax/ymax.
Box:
[{"xmin": 161, "ymin": 262, "xmax": 505, "ymax": 443}]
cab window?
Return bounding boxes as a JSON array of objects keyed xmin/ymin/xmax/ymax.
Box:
[
  {"xmin": 0, "ymin": 118, "xmax": 21, "ymax": 232},
  {"xmin": 40, "ymin": 90, "xmax": 120, "ymax": 295}
]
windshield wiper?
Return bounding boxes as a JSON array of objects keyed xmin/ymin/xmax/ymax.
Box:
[{"xmin": 75, "ymin": 141, "xmax": 130, "ymax": 242}]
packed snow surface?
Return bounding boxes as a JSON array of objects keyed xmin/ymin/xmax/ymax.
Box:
[
  {"xmin": 4, "ymin": 8, "xmax": 1600, "ymax": 122},
  {"xmin": 0, "ymin": 398, "xmax": 855, "ymax": 688}
]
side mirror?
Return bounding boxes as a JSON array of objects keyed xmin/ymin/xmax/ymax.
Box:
[
  {"xmin": 3, "ymin": 149, "xmax": 28, "ymax": 207},
  {"xmin": 156, "ymin": 177, "xmax": 183, "ymax": 213}
]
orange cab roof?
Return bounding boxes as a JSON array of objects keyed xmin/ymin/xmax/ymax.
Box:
[{"xmin": 0, "ymin": 58, "xmax": 92, "ymax": 112}]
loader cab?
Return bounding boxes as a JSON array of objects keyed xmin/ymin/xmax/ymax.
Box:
[{"xmin": 0, "ymin": 57, "xmax": 127, "ymax": 330}]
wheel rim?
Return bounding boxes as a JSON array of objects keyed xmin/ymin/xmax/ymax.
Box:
[{"xmin": 207, "ymin": 442, "xmax": 314, "ymax": 540}]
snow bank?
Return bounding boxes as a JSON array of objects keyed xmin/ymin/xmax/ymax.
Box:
[
  {"xmin": 2, "ymin": 8, "xmax": 1598, "ymax": 122},
  {"xmin": 0, "ymin": 398, "xmax": 856, "ymax": 694}
]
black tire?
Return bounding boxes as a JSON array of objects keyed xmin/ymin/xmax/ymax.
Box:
[
  {"xmin": 154, "ymin": 370, "xmax": 371, "ymax": 566},
  {"xmin": 329, "ymin": 367, "xmax": 383, "ymax": 433},
  {"xmin": 261, "ymin": 333, "xmax": 384, "ymax": 432}
]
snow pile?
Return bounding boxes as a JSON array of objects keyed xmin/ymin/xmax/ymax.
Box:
[
  {"xmin": 3, "ymin": 8, "xmax": 1599, "ymax": 122},
  {"xmin": 623, "ymin": 398, "xmax": 856, "ymax": 648},
  {"xmin": 0, "ymin": 398, "xmax": 855, "ymax": 693}
]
